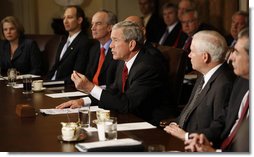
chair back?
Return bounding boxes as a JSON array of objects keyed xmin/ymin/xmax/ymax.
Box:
[
  {"xmin": 157, "ymin": 45, "xmax": 187, "ymax": 107},
  {"xmin": 26, "ymin": 34, "xmax": 61, "ymax": 75}
]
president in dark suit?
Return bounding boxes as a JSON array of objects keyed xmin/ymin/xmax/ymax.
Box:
[
  {"xmin": 164, "ymin": 30, "xmax": 235, "ymax": 147},
  {"xmin": 47, "ymin": 6, "xmax": 91, "ymax": 84},
  {"xmin": 57, "ymin": 21, "xmax": 171, "ymax": 126}
]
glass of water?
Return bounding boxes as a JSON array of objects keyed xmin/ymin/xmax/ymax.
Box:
[
  {"xmin": 78, "ymin": 107, "xmax": 90, "ymax": 128},
  {"xmin": 104, "ymin": 117, "xmax": 117, "ymax": 140}
]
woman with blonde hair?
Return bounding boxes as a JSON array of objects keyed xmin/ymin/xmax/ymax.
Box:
[{"xmin": 0, "ymin": 16, "xmax": 42, "ymax": 75}]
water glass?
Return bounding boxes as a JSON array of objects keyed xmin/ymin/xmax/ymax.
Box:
[
  {"xmin": 104, "ymin": 117, "xmax": 117, "ymax": 140},
  {"xmin": 78, "ymin": 107, "xmax": 90, "ymax": 128},
  {"xmin": 22, "ymin": 75, "xmax": 33, "ymax": 94}
]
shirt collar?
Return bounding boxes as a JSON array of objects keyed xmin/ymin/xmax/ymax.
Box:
[
  {"xmin": 67, "ymin": 31, "xmax": 81, "ymax": 44},
  {"xmin": 101, "ymin": 39, "xmax": 112, "ymax": 55},
  {"xmin": 125, "ymin": 52, "xmax": 139, "ymax": 73},
  {"xmin": 167, "ymin": 21, "xmax": 178, "ymax": 33},
  {"xmin": 203, "ymin": 63, "xmax": 222, "ymax": 88}
]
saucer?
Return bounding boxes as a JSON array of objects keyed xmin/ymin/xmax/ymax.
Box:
[
  {"xmin": 57, "ymin": 133, "xmax": 87, "ymax": 142},
  {"xmin": 32, "ymin": 87, "xmax": 46, "ymax": 92}
]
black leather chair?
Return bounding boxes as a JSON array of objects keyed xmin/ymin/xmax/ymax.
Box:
[
  {"xmin": 26, "ymin": 34, "xmax": 62, "ymax": 75},
  {"xmin": 156, "ymin": 45, "xmax": 187, "ymax": 113}
]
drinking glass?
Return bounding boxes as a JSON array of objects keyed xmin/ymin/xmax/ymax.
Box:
[
  {"xmin": 22, "ymin": 75, "xmax": 33, "ymax": 94},
  {"xmin": 104, "ymin": 117, "xmax": 117, "ymax": 140},
  {"xmin": 78, "ymin": 107, "xmax": 90, "ymax": 128}
]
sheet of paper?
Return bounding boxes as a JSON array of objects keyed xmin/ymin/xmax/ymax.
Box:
[
  {"xmin": 12, "ymin": 84, "xmax": 23, "ymax": 89},
  {"xmin": 75, "ymin": 138, "xmax": 142, "ymax": 152},
  {"xmin": 40, "ymin": 106, "xmax": 99, "ymax": 115},
  {"xmin": 117, "ymin": 122, "xmax": 156, "ymax": 131},
  {"xmin": 0, "ymin": 74, "xmax": 40, "ymax": 80},
  {"xmin": 45, "ymin": 91, "xmax": 88, "ymax": 98},
  {"xmin": 84, "ymin": 122, "xmax": 156, "ymax": 132}
]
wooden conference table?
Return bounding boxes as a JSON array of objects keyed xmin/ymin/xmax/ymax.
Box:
[{"xmin": 0, "ymin": 80, "xmax": 184, "ymax": 152}]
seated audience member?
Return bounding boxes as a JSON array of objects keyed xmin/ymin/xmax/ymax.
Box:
[
  {"xmin": 184, "ymin": 28, "xmax": 249, "ymax": 152},
  {"xmin": 224, "ymin": 11, "xmax": 248, "ymax": 61},
  {"xmin": 56, "ymin": 21, "xmax": 171, "ymax": 126},
  {"xmin": 47, "ymin": 5, "xmax": 91, "ymax": 84},
  {"xmin": 158, "ymin": 2, "xmax": 187, "ymax": 48},
  {"xmin": 177, "ymin": 0, "xmax": 196, "ymax": 20},
  {"xmin": 226, "ymin": 11, "xmax": 248, "ymax": 47},
  {"xmin": 138, "ymin": 0, "xmax": 165, "ymax": 43},
  {"xmin": 85, "ymin": 10, "xmax": 118, "ymax": 87},
  {"xmin": 164, "ymin": 30, "xmax": 236, "ymax": 148},
  {"xmin": 0, "ymin": 16, "xmax": 42, "ymax": 75},
  {"xmin": 180, "ymin": 9, "xmax": 217, "ymax": 73}
]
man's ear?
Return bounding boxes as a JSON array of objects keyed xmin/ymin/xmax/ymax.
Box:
[
  {"xmin": 129, "ymin": 40, "xmax": 137, "ymax": 51},
  {"xmin": 78, "ymin": 17, "xmax": 83, "ymax": 25},
  {"xmin": 203, "ymin": 52, "xmax": 211, "ymax": 63}
]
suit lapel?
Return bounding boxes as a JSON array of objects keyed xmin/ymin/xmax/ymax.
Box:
[
  {"xmin": 185, "ymin": 63, "xmax": 227, "ymax": 118},
  {"xmin": 12, "ymin": 40, "xmax": 25, "ymax": 61},
  {"xmin": 100, "ymin": 48, "xmax": 112, "ymax": 74}
]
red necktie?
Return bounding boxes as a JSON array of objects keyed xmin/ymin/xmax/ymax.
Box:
[
  {"xmin": 220, "ymin": 93, "xmax": 249, "ymax": 150},
  {"xmin": 122, "ymin": 64, "xmax": 128, "ymax": 92},
  {"xmin": 183, "ymin": 36, "xmax": 192, "ymax": 53},
  {"xmin": 92, "ymin": 47, "xmax": 105, "ymax": 85}
]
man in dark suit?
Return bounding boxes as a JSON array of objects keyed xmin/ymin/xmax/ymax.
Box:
[
  {"xmin": 164, "ymin": 30, "xmax": 235, "ymax": 147},
  {"xmin": 56, "ymin": 21, "xmax": 171, "ymax": 126},
  {"xmin": 85, "ymin": 10, "xmax": 118, "ymax": 87},
  {"xmin": 47, "ymin": 5, "xmax": 91, "ymax": 84},
  {"xmin": 184, "ymin": 28, "xmax": 249, "ymax": 152},
  {"xmin": 225, "ymin": 11, "xmax": 248, "ymax": 47},
  {"xmin": 138, "ymin": 0, "xmax": 165, "ymax": 43},
  {"xmin": 158, "ymin": 2, "xmax": 187, "ymax": 48}
]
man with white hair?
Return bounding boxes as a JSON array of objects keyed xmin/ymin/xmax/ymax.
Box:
[
  {"xmin": 164, "ymin": 30, "xmax": 236, "ymax": 148},
  {"xmin": 184, "ymin": 28, "xmax": 249, "ymax": 152}
]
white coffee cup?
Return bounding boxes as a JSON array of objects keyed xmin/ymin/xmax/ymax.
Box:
[
  {"xmin": 33, "ymin": 80, "xmax": 43, "ymax": 90},
  {"xmin": 61, "ymin": 122, "xmax": 81, "ymax": 141}
]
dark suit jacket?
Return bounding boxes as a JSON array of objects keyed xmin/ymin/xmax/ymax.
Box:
[
  {"xmin": 221, "ymin": 77, "xmax": 249, "ymax": 151},
  {"xmin": 177, "ymin": 63, "xmax": 236, "ymax": 147},
  {"xmin": 47, "ymin": 31, "xmax": 91, "ymax": 84},
  {"xmin": 231, "ymin": 117, "xmax": 249, "ymax": 152},
  {"xmin": 145, "ymin": 13, "xmax": 166, "ymax": 43},
  {"xmin": 159, "ymin": 22, "xmax": 188, "ymax": 48},
  {"xmin": 0, "ymin": 36, "xmax": 43, "ymax": 75},
  {"xmin": 225, "ymin": 35, "xmax": 235, "ymax": 47},
  {"xmin": 96, "ymin": 47, "xmax": 170, "ymax": 126},
  {"xmin": 85, "ymin": 40, "xmax": 118, "ymax": 86}
]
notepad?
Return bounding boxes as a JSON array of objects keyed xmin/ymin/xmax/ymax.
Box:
[
  {"xmin": 45, "ymin": 91, "xmax": 87, "ymax": 98},
  {"xmin": 40, "ymin": 106, "xmax": 99, "ymax": 115},
  {"xmin": 75, "ymin": 138, "xmax": 142, "ymax": 152}
]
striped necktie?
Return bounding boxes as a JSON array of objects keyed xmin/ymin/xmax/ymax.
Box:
[{"xmin": 178, "ymin": 77, "xmax": 204, "ymax": 128}]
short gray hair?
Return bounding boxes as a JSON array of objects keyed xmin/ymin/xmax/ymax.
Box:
[
  {"xmin": 192, "ymin": 30, "xmax": 227, "ymax": 62},
  {"xmin": 98, "ymin": 9, "xmax": 117, "ymax": 25},
  {"xmin": 238, "ymin": 27, "xmax": 249, "ymax": 54},
  {"xmin": 112, "ymin": 21, "xmax": 144, "ymax": 47}
]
